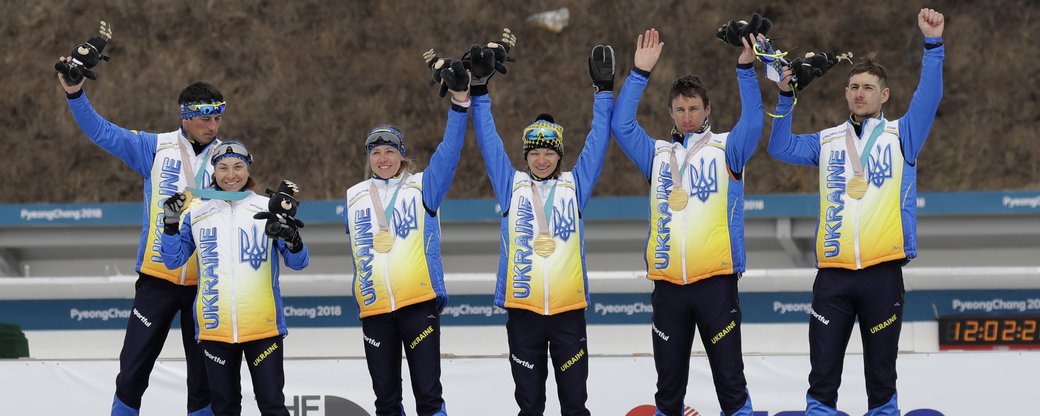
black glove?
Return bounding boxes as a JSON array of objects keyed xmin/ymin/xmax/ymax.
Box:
[
  {"xmin": 790, "ymin": 52, "xmax": 839, "ymax": 91},
  {"xmin": 466, "ymin": 44, "xmax": 498, "ymax": 87},
  {"xmin": 55, "ymin": 21, "xmax": 113, "ymax": 86},
  {"xmin": 423, "ymin": 49, "xmax": 471, "ymax": 97},
  {"xmin": 715, "ymin": 13, "xmax": 772, "ymax": 47},
  {"xmin": 273, "ymin": 215, "xmax": 304, "ymax": 253},
  {"xmin": 440, "ymin": 59, "xmax": 470, "ymax": 94},
  {"xmin": 162, "ymin": 192, "xmax": 187, "ymax": 235},
  {"xmin": 588, "ymin": 44, "xmax": 615, "ymax": 93},
  {"xmin": 465, "ymin": 28, "xmax": 517, "ymax": 95}
]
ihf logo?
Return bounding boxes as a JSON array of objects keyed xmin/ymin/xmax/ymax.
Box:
[{"xmin": 288, "ymin": 395, "xmax": 369, "ymax": 416}]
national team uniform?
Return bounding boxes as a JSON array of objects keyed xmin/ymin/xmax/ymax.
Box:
[
  {"xmin": 472, "ymin": 90, "xmax": 614, "ymax": 416},
  {"xmin": 66, "ymin": 90, "xmax": 214, "ymax": 416},
  {"xmin": 611, "ymin": 63, "xmax": 763, "ymax": 416},
  {"xmin": 161, "ymin": 191, "xmax": 309, "ymax": 416},
  {"xmin": 767, "ymin": 38, "xmax": 944, "ymax": 415},
  {"xmin": 343, "ymin": 105, "xmax": 467, "ymax": 416}
]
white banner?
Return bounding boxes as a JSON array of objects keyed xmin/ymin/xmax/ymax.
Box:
[{"xmin": 1, "ymin": 352, "xmax": 1035, "ymax": 415}]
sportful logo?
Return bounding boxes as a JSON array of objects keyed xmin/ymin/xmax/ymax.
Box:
[
  {"xmin": 689, "ymin": 158, "xmax": 718, "ymax": 202},
  {"xmin": 867, "ymin": 143, "xmax": 893, "ymax": 188},
  {"xmin": 552, "ymin": 199, "xmax": 577, "ymax": 241},
  {"xmin": 239, "ymin": 224, "xmax": 269, "ymax": 271},
  {"xmin": 392, "ymin": 198, "xmax": 419, "ymax": 239}
]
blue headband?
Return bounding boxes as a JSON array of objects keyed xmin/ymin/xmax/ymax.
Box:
[
  {"xmin": 211, "ymin": 141, "xmax": 253, "ymax": 165},
  {"xmin": 180, "ymin": 101, "xmax": 226, "ymax": 120}
]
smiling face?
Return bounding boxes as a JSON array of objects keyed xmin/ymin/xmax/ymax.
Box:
[
  {"xmin": 369, "ymin": 145, "xmax": 404, "ymax": 179},
  {"xmin": 526, "ymin": 148, "xmax": 561, "ymax": 179},
  {"xmin": 669, "ymin": 94, "xmax": 711, "ymax": 135},
  {"xmin": 181, "ymin": 114, "xmax": 222, "ymax": 145},
  {"xmin": 214, "ymin": 157, "xmax": 249, "ymax": 192},
  {"xmin": 846, "ymin": 72, "xmax": 890, "ymax": 119}
]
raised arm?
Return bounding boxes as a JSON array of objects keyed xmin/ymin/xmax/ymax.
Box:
[
  {"xmin": 422, "ymin": 103, "xmax": 470, "ymax": 212},
  {"xmin": 572, "ymin": 92, "xmax": 615, "ymax": 211},
  {"xmin": 899, "ymin": 8, "xmax": 945, "ymax": 164},
  {"xmin": 611, "ymin": 29, "xmax": 663, "ymax": 180},
  {"xmin": 60, "ymin": 73, "xmax": 157, "ymax": 177},
  {"xmin": 725, "ymin": 34, "xmax": 766, "ymax": 175},
  {"xmin": 472, "ymin": 93, "xmax": 517, "ymax": 211},
  {"xmin": 767, "ymin": 67, "xmax": 821, "ymax": 167}
]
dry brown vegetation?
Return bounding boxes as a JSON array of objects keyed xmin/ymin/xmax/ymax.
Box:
[{"xmin": 4, "ymin": 0, "xmax": 1038, "ymax": 203}]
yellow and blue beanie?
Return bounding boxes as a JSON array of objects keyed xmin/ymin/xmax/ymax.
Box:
[{"xmin": 522, "ymin": 113, "xmax": 564, "ymax": 157}]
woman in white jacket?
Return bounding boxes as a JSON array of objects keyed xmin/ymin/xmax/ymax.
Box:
[{"xmin": 161, "ymin": 141, "xmax": 309, "ymax": 416}]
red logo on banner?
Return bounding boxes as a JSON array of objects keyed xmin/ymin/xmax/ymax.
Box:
[{"xmin": 626, "ymin": 404, "xmax": 702, "ymax": 416}]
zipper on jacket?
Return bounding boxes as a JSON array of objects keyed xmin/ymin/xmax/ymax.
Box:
[
  {"xmin": 543, "ymin": 256, "xmax": 550, "ymax": 315},
  {"xmin": 230, "ymin": 202, "xmax": 239, "ymax": 343}
]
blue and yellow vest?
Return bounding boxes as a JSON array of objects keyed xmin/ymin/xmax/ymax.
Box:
[
  {"xmin": 496, "ymin": 172, "xmax": 588, "ymax": 315},
  {"xmin": 141, "ymin": 131, "xmax": 216, "ymax": 285},
  {"xmin": 344, "ymin": 174, "xmax": 442, "ymax": 318},
  {"xmin": 815, "ymin": 118, "xmax": 914, "ymax": 270},
  {"xmin": 645, "ymin": 131, "xmax": 746, "ymax": 285}
]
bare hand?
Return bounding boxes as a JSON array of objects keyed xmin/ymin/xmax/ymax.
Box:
[
  {"xmin": 738, "ymin": 34, "xmax": 762, "ymax": 65},
  {"xmin": 777, "ymin": 66, "xmax": 793, "ymax": 93},
  {"xmin": 56, "ymin": 56, "xmax": 83, "ymax": 95},
  {"xmin": 634, "ymin": 28, "xmax": 664, "ymax": 72},
  {"xmin": 918, "ymin": 8, "xmax": 945, "ymax": 38}
]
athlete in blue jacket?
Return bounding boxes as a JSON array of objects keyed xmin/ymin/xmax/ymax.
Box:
[
  {"xmin": 611, "ymin": 28, "xmax": 763, "ymax": 416},
  {"xmin": 473, "ymin": 43, "xmax": 614, "ymax": 415},
  {"xmin": 58, "ymin": 63, "xmax": 219, "ymax": 415},
  {"xmin": 766, "ymin": 9, "xmax": 945, "ymax": 416},
  {"xmin": 341, "ymin": 64, "xmax": 470, "ymax": 416}
]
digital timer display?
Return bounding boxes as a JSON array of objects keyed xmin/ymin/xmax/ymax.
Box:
[{"xmin": 938, "ymin": 316, "xmax": 1040, "ymax": 350}]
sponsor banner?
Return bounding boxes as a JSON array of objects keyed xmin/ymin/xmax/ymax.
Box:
[
  {"xmin": 0, "ymin": 203, "xmax": 130, "ymax": 227},
  {"xmin": 2, "ymin": 352, "xmax": 1035, "ymax": 415},
  {"xmin": 4, "ymin": 290, "xmax": 1040, "ymax": 330},
  {"xmin": 4, "ymin": 191, "xmax": 1037, "ymax": 226}
]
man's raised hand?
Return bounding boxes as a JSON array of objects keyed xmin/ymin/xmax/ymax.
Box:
[
  {"xmin": 918, "ymin": 8, "xmax": 945, "ymax": 38},
  {"xmin": 634, "ymin": 28, "xmax": 664, "ymax": 73}
]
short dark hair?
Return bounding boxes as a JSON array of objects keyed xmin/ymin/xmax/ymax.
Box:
[
  {"xmin": 668, "ymin": 75, "xmax": 710, "ymax": 109},
  {"xmin": 178, "ymin": 82, "xmax": 224, "ymax": 105},
  {"xmin": 847, "ymin": 58, "xmax": 888, "ymax": 88}
]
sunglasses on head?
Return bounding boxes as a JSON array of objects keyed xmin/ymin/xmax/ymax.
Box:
[
  {"xmin": 365, "ymin": 129, "xmax": 403, "ymax": 147},
  {"xmin": 211, "ymin": 142, "xmax": 252, "ymax": 165},
  {"xmin": 525, "ymin": 127, "xmax": 561, "ymax": 142},
  {"xmin": 181, "ymin": 101, "xmax": 227, "ymax": 119}
]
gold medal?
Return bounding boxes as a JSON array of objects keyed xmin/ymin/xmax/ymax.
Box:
[
  {"xmin": 533, "ymin": 233, "xmax": 556, "ymax": 258},
  {"xmin": 668, "ymin": 188, "xmax": 689, "ymax": 211},
  {"xmin": 373, "ymin": 230, "xmax": 395, "ymax": 253},
  {"xmin": 847, "ymin": 175, "xmax": 868, "ymax": 200},
  {"xmin": 182, "ymin": 190, "xmax": 195, "ymax": 207}
]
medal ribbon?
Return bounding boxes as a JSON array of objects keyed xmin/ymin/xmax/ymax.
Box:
[
  {"xmin": 176, "ymin": 136, "xmax": 213, "ymax": 190},
  {"xmin": 369, "ymin": 173, "xmax": 410, "ymax": 233},
  {"xmin": 529, "ymin": 179, "xmax": 559, "ymax": 237},
  {"xmin": 844, "ymin": 120, "xmax": 886, "ymax": 180},
  {"xmin": 668, "ymin": 132, "xmax": 713, "ymax": 193}
]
